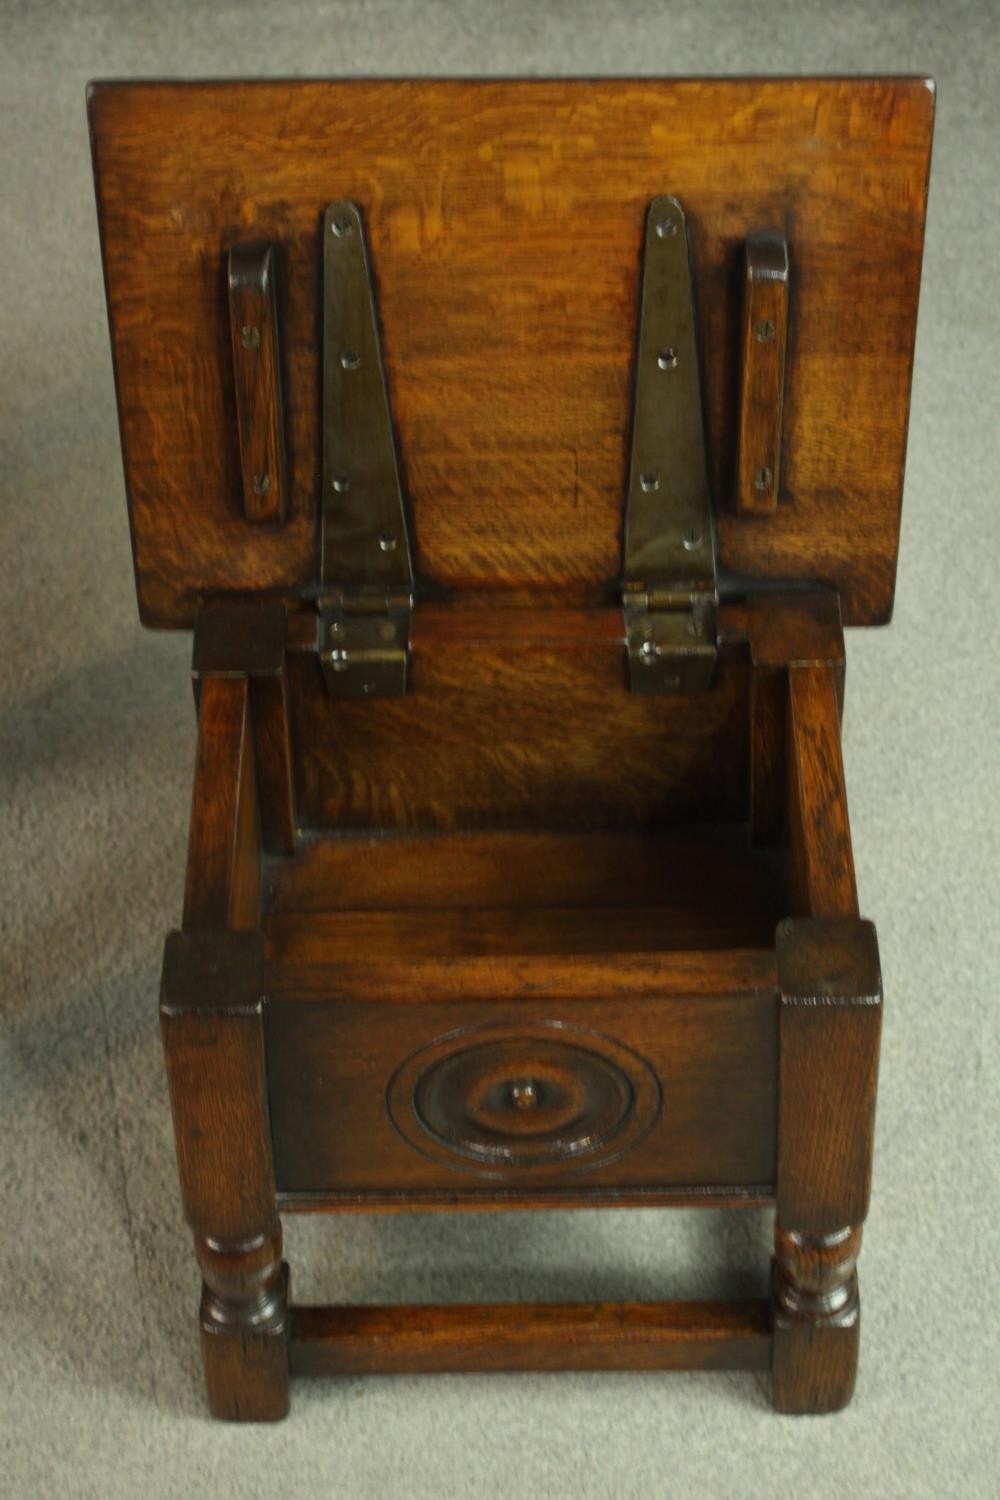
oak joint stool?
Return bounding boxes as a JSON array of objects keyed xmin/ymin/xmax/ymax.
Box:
[{"xmin": 89, "ymin": 74, "xmax": 934, "ymax": 1419}]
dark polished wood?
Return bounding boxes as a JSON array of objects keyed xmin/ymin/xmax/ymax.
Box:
[
  {"xmin": 735, "ymin": 233, "xmax": 789, "ymax": 516},
  {"xmin": 160, "ymin": 931, "xmax": 289, "ymax": 1420},
  {"xmin": 773, "ymin": 919, "xmax": 883, "ymax": 1413},
  {"xmin": 91, "ymin": 76, "xmax": 917, "ymax": 1420},
  {"xmin": 193, "ymin": 603, "xmax": 297, "ymax": 855},
  {"xmin": 182, "ymin": 675, "xmax": 260, "ymax": 931},
  {"xmin": 90, "ymin": 77, "xmax": 932, "ymax": 628},
  {"xmin": 288, "ymin": 639, "xmax": 749, "ymax": 833},
  {"xmin": 263, "ymin": 826, "xmax": 779, "ymax": 917},
  {"xmin": 266, "ymin": 986, "xmax": 778, "ymax": 1200},
  {"xmin": 786, "ymin": 665, "xmax": 858, "ymax": 919},
  {"xmin": 227, "ymin": 242, "xmax": 288, "ymax": 524},
  {"xmin": 290, "ymin": 1300, "xmax": 772, "ymax": 1376}
]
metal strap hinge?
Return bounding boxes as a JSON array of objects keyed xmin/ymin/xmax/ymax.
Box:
[
  {"xmin": 623, "ymin": 197, "xmax": 720, "ymax": 693},
  {"xmin": 319, "ymin": 202, "xmax": 413, "ymax": 697}
]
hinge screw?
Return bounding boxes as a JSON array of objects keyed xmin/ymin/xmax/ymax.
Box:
[
  {"xmin": 328, "ymin": 621, "xmax": 345, "ymax": 640},
  {"xmin": 640, "ymin": 470, "xmax": 660, "ymax": 493},
  {"xmin": 682, "ymin": 528, "xmax": 703, "ymax": 551},
  {"xmin": 639, "ymin": 639, "xmax": 659, "ymax": 665},
  {"xmin": 327, "ymin": 649, "xmax": 350, "ymax": 672},
  {"xmin": 655, "ymin": 216, "xmax": 677, "ymax": 238},
  {"xmin": 341, "ymin": 349, "xmax": 361, "ymax": 370},
  {"xmin": 332, "ymin": 474, "xmax": 351, "ymax": 493},
  {"xmin": 753, "ymin": 467, "xmax": 773, "ymax": 492},
  {"xmin": 378, "ymin": 532, "xmax": 397, "ymax": 553},
  {"xmin": 252, "ymin": 472, "xmax": 270, "ymax": 496},
  {"xmin": 755, "ymin": 319, "xmax": 776, "ymax": 343},
  {"xmin": 657, "ymin": 348, "xmax": 678, "ymax": 370},
  {"xmin": 241, "ymin": 325, "xmax": 260, "ymax": 350},
  {"xmin": 331, "ymin": 214, "xmax": 354, "ymax": 237}
]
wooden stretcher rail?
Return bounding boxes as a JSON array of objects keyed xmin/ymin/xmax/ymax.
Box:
[
  {"xmin": 277, "ymin": 1186, "xmax": 776, "ymax": 1214},
  {"xmin": 288, "ymin": 1299, "xmax": 772, "ymax": 1376}
]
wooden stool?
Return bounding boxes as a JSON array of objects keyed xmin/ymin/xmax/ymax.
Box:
[{"xmin": 89, "ymin": 75, "xmax": 934, "ymax": 1419}]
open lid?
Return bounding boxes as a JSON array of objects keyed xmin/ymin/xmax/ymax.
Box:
[{"xmin": 89, "ymin": 77, "xmax": 933, "ymax": 630}]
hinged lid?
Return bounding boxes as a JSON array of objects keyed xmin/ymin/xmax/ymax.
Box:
[{"xmin": 90, "ymin": 77, "xmax": 934, "ymax": 631}]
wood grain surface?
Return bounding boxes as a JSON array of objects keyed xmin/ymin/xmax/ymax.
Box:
[
  {"xmin": 263, "ymin": 826, "xmax": 782, "ymax": 914},
  {"xmin": 266, "ymin": 988, "xmax": 777, "ymax": 1198},
  {"xmin": 289, "ymin": 1299, "xmax": 772, "ymax": 1375},
  {"xmin": 90, "ymin": 77, "xmax": 933, "ymax": 627},
  {"xmin": 182, "ymin": 676, "xmax": 261, "ymax": 930},
  {"xmin": 287, "ymin": 636, "xmax": 750, "ymax": 831}
]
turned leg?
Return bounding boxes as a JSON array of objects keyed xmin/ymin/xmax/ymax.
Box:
[
  {"xmin": 161, "ymin": 930, "xmax": 289, "ymax": 1421},
  {"xmin": 772, "ymin": 1224, "xmax": 862, "ymax": 1412},
  {"xmin": 773, "ymin": 919, "xmax": 882, "ymax": 1414},
  {"xmin": 197, "ymin": 1228, "xmax": 288, "ymax": 1421}
]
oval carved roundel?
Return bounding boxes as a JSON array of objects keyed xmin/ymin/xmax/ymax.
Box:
[{"xmin": 387, "ymin": 1022, "xmax": 661, "ymax": 1178}]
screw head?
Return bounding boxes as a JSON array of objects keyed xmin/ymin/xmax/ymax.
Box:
[
  {"xmin": 639, "ymin": 638, "xmax": 659, "ymax": 665},
  {"xmin": 251, "ymin": 472, "xmax": 271, "ymax": 496},
  {"xmin": 331, "ymin": 213, "xmax": 353, "ymax": 237},
  {"xmin": 378, "ymin": 532, "xmax": 397, "ymax": 553},
  {"xmin": 640, "ymin": 470, "xmax": 660, "ymax": 493},
  {"xmin": 328, "ymin": 620, "xmax": 345, "ymax": 640},
  {"xmin": 240, "ymin": 325, "xmax": 260, "ymax": 350},
  {"xmin": 657, "ymin": 347, "xmax": 678, "ymax": 370},
  {"xmin": 510, "ymin": 1081, "xmax": 538, "ymax": 1110},
  {"xmin": 755, "ymin": 319, "xmax": 776, "ymax": 343},
  {"xmin": 753, "ymin": 467, "xmax": 773, "ymax": 492},
  {"xmin": 655, "ymin": 216, "xmax": 677, "ymax": 238},
  {"xmin": 332, "ymin": 474, "xmax": 351, "ymax": 493},
  {"xmin": 340, "ymin": 349, "xmax": 361, "ymax": 370},
  {"xmin": 328, "ymin": 648, "xmax": 350, "ymax": 672},
  {"xmin": 682, "ymin": 528, "xmax": 703, "ymax": 551}
]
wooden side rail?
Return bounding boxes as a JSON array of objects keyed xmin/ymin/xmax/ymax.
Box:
[
  {"xmin": 183, "ymin": 674, "xmax": 261, "ymax": 931},
  {"xmin": 786, "ymin": 663, "xmax": 858, "ymax": 918},
  {"xmin": 746, "ymin": 589, "xmax": 845, "ymax": 849},
  {"xmin": 289, "ymin": 1300, "xmax": 772, "ymax": 1377},
  {"xmin": 192, "ymin": 600, "xmax": 296, "ymax": 858}
]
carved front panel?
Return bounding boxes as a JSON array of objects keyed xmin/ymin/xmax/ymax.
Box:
[
  {"xmin": 387, "ymin": 1023, "xmax": 661, "ymax": 1177},
  {"xmin": 266, "ymin": 991, "xmax": 778, "ymax": 1202}
]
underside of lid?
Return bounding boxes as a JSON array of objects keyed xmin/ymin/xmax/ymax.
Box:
[{"xmin": 89, "ymin": 76, "xmax": 934, "ymax": 629}]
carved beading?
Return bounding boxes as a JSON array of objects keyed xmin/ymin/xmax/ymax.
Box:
[
  {"xmin": 197, "ymin": 1223, "xmax": 285, "ymax": 1332},
  {"xmin": 388, "ymin": 1022, "xmax": 661, "ymax": 1178},
  {"xmin": 773, "ymin": 1224, "xmax": 862, "ymax": 1326}
]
